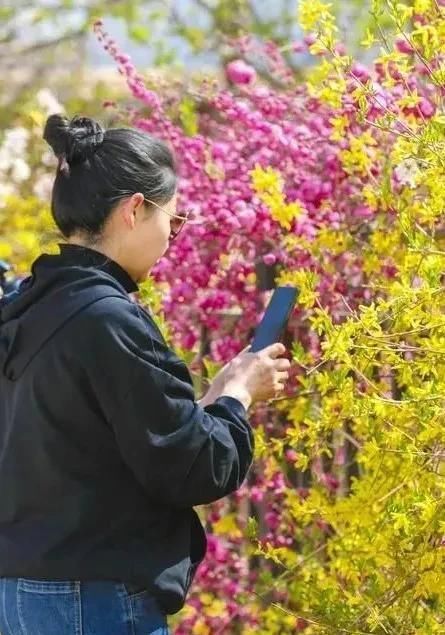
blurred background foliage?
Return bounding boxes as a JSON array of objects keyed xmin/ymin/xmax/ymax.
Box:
[{"xmin": 0, "ymin": 0, "xmax": 389, "ymax": 127}]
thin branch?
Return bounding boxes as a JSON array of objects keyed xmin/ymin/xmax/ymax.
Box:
[{"xmin": 0, "ymin": 28, "xmax": 86, "ymax": 63}]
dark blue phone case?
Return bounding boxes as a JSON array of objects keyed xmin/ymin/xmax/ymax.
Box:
[{"xmin": 250, "ymin": 286, "xmax": 299, "ymax": 353}]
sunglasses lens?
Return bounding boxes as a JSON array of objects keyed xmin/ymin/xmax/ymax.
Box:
[
  {"xmin": 170, "ymin": 214, "xmax": 188, "ymax": 239},
  {"xmin": 171, "ymin": 219, "xmax": 182, "ymax": 234}
]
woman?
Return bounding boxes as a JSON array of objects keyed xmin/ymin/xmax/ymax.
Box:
[{"xmin": 0, "ymin": 115, "xmax": 290, "ymax": 634}]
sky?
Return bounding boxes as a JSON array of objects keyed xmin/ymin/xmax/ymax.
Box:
[
  {"xmin": 85, "ymin": 1, "xmax": 301, "ymax": 69},
  {"xmin": 7, "ymin": 1, "xmax": 309, "ymax": 75}
]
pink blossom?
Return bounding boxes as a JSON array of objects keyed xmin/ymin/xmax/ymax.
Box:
[
  {"xmin": 263, "ymin": 253, "xmax": 277, "ymax": 266},
  {"xmin": 350, "ymin": 62, "xmax": 371, "ymax": 83},
  {"xmin": 354, "ymin": 204, "xmax": 373, "ymax": 219},
  {"xmin": 292, "ymin": 41, "xmax": 305, "ymax": 53},
  {"xmin": 419, "ymin": 97, "xmax": 435, "ymax": 117},
  {"xmin": 395, "ymin": 38, "xmax": 415, "ymax": 54},
  {"xmin": 334, "ymin": 42, "xmax": 347, "ymax": 56},
  {"xmin": 265, "ymin": 511, "xmax": 280, "ymax": 530},
  {"xmin": 250, "ymin": 486, "xmax": 264, "ymax": 503},
  {"xmin": 285, "ymin": 449, "xmax": 298, "ymax": 463},
  {"xmin": 226, "ymin": 60, "xmax": 257, "ymax": 85},
  {"xmin": 303, "ymin": 33, "xmax": 317, "ymax": 47}
]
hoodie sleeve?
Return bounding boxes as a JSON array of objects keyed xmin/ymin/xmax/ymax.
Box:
[{"xmin": 83, "ymin": 297, "xmax": 254, "ymax": 508}]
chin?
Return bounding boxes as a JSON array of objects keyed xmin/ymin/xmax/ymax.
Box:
[{"xmin": 137, "ymin": 270, "xmax": 151, "ymax": 282}]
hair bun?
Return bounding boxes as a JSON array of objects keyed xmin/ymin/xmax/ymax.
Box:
[{"xmin": 43, "ymin": 114, "xmax": 104, "ymax": 171}]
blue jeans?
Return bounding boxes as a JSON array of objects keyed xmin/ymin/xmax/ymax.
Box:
[{"xmin": 0, "ymin": 578, "xmax": 170, "ymax": 635}]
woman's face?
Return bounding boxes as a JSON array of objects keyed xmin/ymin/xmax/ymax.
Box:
[{"xmin": 109, "ymin": 191, "xmax": 178, "ymax": 283}]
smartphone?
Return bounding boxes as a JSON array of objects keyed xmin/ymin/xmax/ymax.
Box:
[{"xmin": 250, "ymin": 286, "xmax": 299, "ymax": 353}]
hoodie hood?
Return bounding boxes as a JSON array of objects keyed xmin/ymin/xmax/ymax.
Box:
[{"xmin": 0, "ymin": 250, "xmax": 134, "ymax": 381}]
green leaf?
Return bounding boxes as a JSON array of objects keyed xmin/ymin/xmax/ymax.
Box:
[
  {"xmin": 176, "ymin": 25, "xmax": 206, "ymax": 52},
  {"xmin": 153, "ymin": 47, "xmax": 177, "ymax": 67},
  {"xmin": 179, "ymin": 96, "xmax": 198, "ymax": 136},
  {"xmin": 0, "ymin": 8, "xmax": 14, "ymax": 21},
  {"xmin": 246, "ymin": 516, "xmax": 258, "ymax": 540},
  {"xmin": 202, "ymin": 357, "xmax": 223, "ymax": 381},
  {"xmin": 129, "ymin": 24, "xmax": 151, "ymax": 43}
]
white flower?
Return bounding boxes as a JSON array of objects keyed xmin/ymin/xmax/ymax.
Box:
[
  {"xmin": 33, "ymin": 173, "xmax": 53, "ymax": 200},
  {"xmin": 11, "ymin": 158, "xmax": 31, "ymax": 183},
  {"xmin": 0, "ymin": 149, "xmax": 11, "ymax": 172},
  {"xmin": 0, "ymin": 182, "xmax": 15, "ymax": 207},
  {"xmin": 394, "ymin": 158, "xmax": 420, "ymax": 188},
  {"xmin": 2, "ymin": 127, "xmax": 29, "ymax": 157},
  {"xmin": 41, "ymin": 150, "xmax": 57, "ymax": 167},
  {"xmin": 36, "ymin": 89, "xmax": 64, "ymax": 115}
]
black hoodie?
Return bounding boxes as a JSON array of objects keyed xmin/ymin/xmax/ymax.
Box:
[{"xmin": 0, "ymin": 244, "xmax": 254, "ymax": 614}]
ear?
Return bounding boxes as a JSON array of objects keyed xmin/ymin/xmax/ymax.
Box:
[{"xmin": 120, "ymin": 192, "xmax": 145, "ymax": 229}]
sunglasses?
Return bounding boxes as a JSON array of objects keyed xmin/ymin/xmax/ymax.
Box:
[
  {"xmin": 110, "ymin": 191, "xmax": 204, "ymax": 242},
  {"xmin": 143, "ymin": 198, "xmax": 191, "ymax": 242}
]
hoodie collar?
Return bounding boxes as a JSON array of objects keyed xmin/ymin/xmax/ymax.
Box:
[
  {"xmin": 57, "ymin": 243, "xmax": 138, "ymax": 294},
  {"xmin": 0, "ymin": 244, "xmax": 138, "ymax": 381},
  {"xmin": 0, "ymin": 251, "xmax": 133, "ymax": 381}
]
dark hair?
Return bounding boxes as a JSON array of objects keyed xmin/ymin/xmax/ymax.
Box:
[{"xmin": 43, "ymin": 114, "xmax": 177, "ymax": 239}]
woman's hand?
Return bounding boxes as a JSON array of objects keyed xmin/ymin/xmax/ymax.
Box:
[{"xmin": 198, "ymin": 343, "xmax": 291, "ymax": 410}]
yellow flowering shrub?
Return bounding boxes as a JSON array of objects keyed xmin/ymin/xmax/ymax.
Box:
[{"xmin": 241, "ymin": 1, "xmax": 445, "ymax": 632}]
